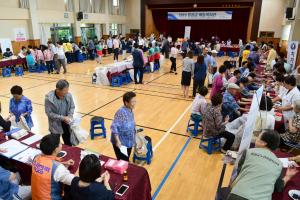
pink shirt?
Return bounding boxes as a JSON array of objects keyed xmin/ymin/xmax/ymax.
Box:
[
  {"xmin": 210, "ymin": 75, "xmax": 223, "ymax": 99},
  {"xmin": 43, "ymin": 49, "xmax": 54, "ymax": 61},
  {"xmin": 35, "ymin": 50, "xmax": 44, "ymax": 61},
  {"xmin": 228, "ymin": 76, "xmax": 237, "ymax": 84}
]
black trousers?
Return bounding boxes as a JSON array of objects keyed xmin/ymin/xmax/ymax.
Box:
[
  {"xmin": 113, "ymin": 48, "xmax": 119, "ymax": 61},
  {"xmin": 88, "ymin": 49, "xmax": 95, "ymax": 60},
  {"xmin": 238, "ymin": 56, "xmax": 242, "ymax": 67},
  {"xmin": 61, "ymin": 122, "xmax": 72, "ymax": 146},
  {"xmin": 193, "ymin": 78, "xmax": 205, "ymax": 97},
  {"xmin": 113, "ymin": 145, "xmax": 132, "ymax": 161},
  {"xmin": 218, "ymin": 131, "xmax": 235, "ymax": 151},
  {"xmin": 170, "ymin": 57, "xmax": 176, "ymax": 72},
  {"xmin": 134, "ymin": 67, "xmax": 144, "ymax": 84},
  {"xmin": 164, "ymin": 50, "xmax": 169, "ymax": 59},
  {"xmin": 46, "ymin": 61, "xmax": 54, "ymax": 73}
]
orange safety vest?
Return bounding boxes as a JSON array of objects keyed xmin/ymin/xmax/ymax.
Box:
[{"xmin": 31, "ymin": 155, "xmax": 62, "ymax": 200}]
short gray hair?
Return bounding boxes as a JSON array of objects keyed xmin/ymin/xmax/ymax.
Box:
[{"xmin": 56, "ymin": 79, "xmax": 69, "ymax": 90}]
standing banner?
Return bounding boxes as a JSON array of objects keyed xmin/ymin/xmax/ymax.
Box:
[
  {"xmin": 184, "ymin": 26, "xmax": 191, "ymax": 39},
  {"xmin": 168, "ymin": 11, "xmax": 233, "ymax": 20},
  {"xmin": 287, "ymin": 41, "xmax": 299, "ymax": 69},
  {"xmin": 238, "ymin": 86, "xmax": 264, "ymax": 154},
  {"xmin": 14, "ymin": 28, "xmax": 26, "ymax": 42}
]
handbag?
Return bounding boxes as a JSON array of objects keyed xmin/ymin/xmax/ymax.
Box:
[{"xmin": 70, "ymin": 117, "xmax": 89, "ymax": 146}]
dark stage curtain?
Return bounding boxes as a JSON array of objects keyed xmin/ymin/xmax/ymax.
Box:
[{"xmin": 152, "ymin": 8, "xmax": 250, "ymax": 43}]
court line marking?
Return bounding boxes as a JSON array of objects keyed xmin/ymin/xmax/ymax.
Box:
[
  {"xmin": 153, "ymin": 102, "xmax": 192, "ymax": 152},
  {"xmin": 152, "ymin": 136, "xmax": 192, "ymax": 199}
]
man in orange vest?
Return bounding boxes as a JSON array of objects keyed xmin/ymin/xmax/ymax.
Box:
[{"xmin": 31, "ymin": 134, "xmax": 75, "ymax": 200}]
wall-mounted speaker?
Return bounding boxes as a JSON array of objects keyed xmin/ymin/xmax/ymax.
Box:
[
  {"xmin": 77, "ymin": 12, "xmax": 83, "ymax": 21},
  {"xmin": 286, "ymin": 7, "xmax": 294, "ymax": 19}
]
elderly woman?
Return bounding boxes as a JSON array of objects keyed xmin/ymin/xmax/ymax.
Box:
[
  {"xmin": 9, "ymin": 85, "xmax": 33, "ymax": 130},
  {"xmin": 181, "ymin": 51, "xmax": 194, "ymax": 98},
  {"xmin": 203, "ymin": 93, "xmax": 235, "ymax": 153},
  {"xmin": 111, "ymin": 92, "xmax": 137, "ymax": 161}
]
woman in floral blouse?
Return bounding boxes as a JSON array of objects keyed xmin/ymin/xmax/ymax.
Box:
[{"xmin": 203, "ymin": 93, "xmax": 235, "ymax": 153}]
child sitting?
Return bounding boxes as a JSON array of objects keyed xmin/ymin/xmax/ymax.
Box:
[{"xmin": 26, "ymin": 50, "xmax": 36, "ymax": 70}]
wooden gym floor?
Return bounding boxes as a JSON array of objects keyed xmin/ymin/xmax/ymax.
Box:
[{"xmin": 0, "ymin": 54, "xmax": 233, "ymax": 200}]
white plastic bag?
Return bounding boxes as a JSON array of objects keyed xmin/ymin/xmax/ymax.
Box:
[
  {"xmin": 9, "ymin": 115, "xmax": 30, "ymax": 131},
  {"xmin": 70, "ymin": 117, "xmax": 89, "ymax": 146}
]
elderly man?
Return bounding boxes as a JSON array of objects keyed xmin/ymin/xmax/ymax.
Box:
[
  {"xmin": 222, "ymin": 83, "xmax": 249, "ymax": 122},
  {"xmin": 45, "ymin": 80, "xmax": 75, "ymax": 146}
]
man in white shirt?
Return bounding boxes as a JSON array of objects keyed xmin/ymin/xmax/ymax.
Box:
[
  {"xmin": 31, "ymin": 134, "xmax": 75, "ymax": 200},
  {"xmin": 113, "ymin": 36, "xmax": 120, "ymax": 62},
  {"xmin": 55, "ymin": 42, "xmax": 67, "ymax": 74},
  {"xmin": 138, "ymin": 36, "xmax": 145, "ymax": 49}
]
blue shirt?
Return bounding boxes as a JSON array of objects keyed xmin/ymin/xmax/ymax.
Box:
[
  {"xmin": 248, "ymin": 52, "xmax": 259, "ymax": 64},
  {"xmin": 222, "ymin": 91, "xmax": 240, "ymax": 120},
  {"xmin": 110, "ymin": 106, "xmax": 136, "ymax": 148},
  {"xmin": 211, "ymin": 56, "xmax": 217, "ymax": 68},
  {"xmin": 194, "ymin": 62, "xmax": 207, "ymax": 81},
  {"xmin": 182, "ymin": 41, "xmax": 189, "ymax": 51},
  {"xmin": 203, "ymin": 54, "xmax": 212, "ymax": 67},
  {"xmin": 9, "ymin": 95, "xmax": 33, "ymax": 129},
  {"xmin": 26, "ymin": 55, "xmax": 35, "ymax": 66},
  {"xmin": 0, "ymin": 167, "xmax": 18, "ymax": 200}
]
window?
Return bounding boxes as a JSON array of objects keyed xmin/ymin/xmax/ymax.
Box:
[
  {"xmin": 113, "ymin": 0, "xmax": 119, "ymax": 6},
  {"xmin": 109, "ymin": 24, "xmax": 120, "ymax": 36},
  {"xmin": 112, "ymin": 0, "xmax": 120, "ymax": 15},
  {"xmin": 259, "ymin": 31, "xmax": 275, "ymax": 38}
]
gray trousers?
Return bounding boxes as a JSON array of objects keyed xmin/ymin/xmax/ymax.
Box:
[{"xmin": 56, "ymin": 58, "xmax": 67, "ymax": 73}]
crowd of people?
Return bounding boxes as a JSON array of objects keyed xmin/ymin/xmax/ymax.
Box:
[{"xmin": 1, "ymin": 31, "xmax": 300, "ymax": 199}]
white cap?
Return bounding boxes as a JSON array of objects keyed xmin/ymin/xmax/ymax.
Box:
[
  {"xmin": 211, "ymin": 50, "xmax": 218, "ymax": 54},
  {"xmin": 227, "ymin": 83, "xmax": 240, "ymax": 90}
]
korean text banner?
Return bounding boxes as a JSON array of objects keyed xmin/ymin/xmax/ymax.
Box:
[{"xmin": 168, "ymin": 11, "xmax": 233, "ymax": 20}]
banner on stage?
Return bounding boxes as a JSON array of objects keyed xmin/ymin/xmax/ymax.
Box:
[
  {"xmin": 238, "ymin": 86, "xmax": 264, "ymax": 154},
  {"xmin": 184, "ymin": 26, "xmax": 191, "ymax": 39},
  {"xmin": 168, "ymin": 11, "xmax": 233, "ymax": 20},
  {"xmin": 287, "ymin": 41, "xmax": 299, "ymax": 68}
]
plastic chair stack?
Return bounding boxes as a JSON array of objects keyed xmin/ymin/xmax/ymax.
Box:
[
  {"xmin": 126, "ymin": 72, "xmax": 132, "ymax": 83},
  {"xmin": 199, "ymin": 135, "xmax": 221, "ymax": 155},
  {"xmin": 2, "ymin": 68, "xmax": 12, "ymax": 77},
  {"xmin": 15, "ymin": 67, "xmax": 24, "ymax": 76},
  {"xmin": 227, "ymin": 51, "xmax": 235, "ymax": 58},
  {"xmin": 154, "ymin": 62, "xmax": 159, "ymax": 71},
  {"xmin": 90, "ymin": 116, "xmax": 106, "ymax": 139},
  {"xmin": 133, "ymin": 138, "xmax": 153, "ymax": 164},
  {"xmin": 120, "ymin": 73, "xmax": 128, "ymax": 85},
  {"xmin": 111, "ymin": 76, "xmax": 123, "ymax": 87}
]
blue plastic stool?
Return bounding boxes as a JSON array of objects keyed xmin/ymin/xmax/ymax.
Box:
[
  {"xmin": 217, "ymin": 51, "xmax": 225, "ymax": 57},
  {"xmin": 227, "ymin": 51, "xmax": 235, "ymax": 58},
  {"xmin": 15, "ymin": 67, "xmax": 24, "ymax": 76},
  {"xmin": 82, "ymin": 53, "xmax": 87, "ymax": 61},
  {"xmin": 126, "ymin": 72, "xmax": 132, "ymax": 83},
  {"xmin": 120, "ymin": 74, "xmax": 128, "ymax": 84},
  {"xmin": 199, "ymin": 135, "xmax": 222, "ymax": 155},
  {"xmin": 111, "ymin": 76, "xmax": 122, "ymax": 87},
  {"xmin": 2, "ymin": 68, "xmax": 12, "ymax": 77},
  {"xmin": 29, "ymin": 65, "xmax": 42, "ymax": 73},
  {"xmin": 133, "ymin": 137, "xmax": 153, "ymax": 164},
  {"xmin": 77, "ymin": 53, "xmax": 84, "ymax": 62},
  {"xmin": 187, "ymin": 117, "xmax": 203, "ymax": 137},
  {"xmin": 90, "ymin": 116, "xmax": 106, "ymax": 139},
  {"xmin": 144, "ymin": 65, "xmax": 151, "ymax": 73}
]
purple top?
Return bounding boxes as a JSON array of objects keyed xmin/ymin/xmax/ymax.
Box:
[{"xmin": 210, "ymin": 74, "xmax": 223, "ymax": 98}]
